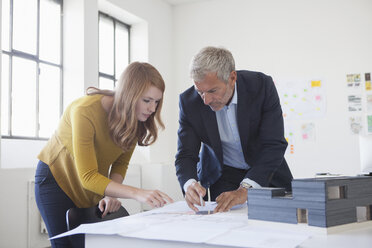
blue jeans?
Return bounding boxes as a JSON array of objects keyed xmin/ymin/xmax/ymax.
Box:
[{"xmin": 35, "ymin": 160, "xmax": 84, "ymax": 248}]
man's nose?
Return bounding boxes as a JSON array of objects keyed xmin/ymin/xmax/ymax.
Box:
[{"xmin": 203, "ymin": 93, "xmax": 212, "ymax": 105}]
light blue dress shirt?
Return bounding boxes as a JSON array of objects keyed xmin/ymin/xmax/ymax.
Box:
[
  {"xmin": 215, "ymin": 83, "xmax": 260, "ymax": 189},
  {"xmin": 215, "ymin": 83, "xmax": 249, "ymax": 170}
]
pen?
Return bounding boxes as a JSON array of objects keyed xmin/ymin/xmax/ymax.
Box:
[
  {"xmin": 199, "ymin": 194, "xmax": 204, "ymax": 206},
  {"xmin": 207, "ymin": 187, "xmax": 211, "ymax": 214},
  {"xmin": 208, "ymin": 187, "xmax": 211, "ymax": 204}
]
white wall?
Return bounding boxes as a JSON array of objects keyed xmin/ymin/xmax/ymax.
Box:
[
  {"xmin": 172, "ymin": 0, "xmax": 372, "ymax": 178},
  {"xmin": 102, "ymin": 0, "xmax": 178, "ymax": 165},
  {"xmin": 0, "ymin": 0, "xmax": 181, "ymax": 247}
]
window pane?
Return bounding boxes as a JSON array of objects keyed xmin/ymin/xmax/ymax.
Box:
[
  {"xmin": 1, "ymin": 54, "xmax": 10, "ymax": 135},
  {"xmin": 99, "ymin": 15, "xmax": 114, "ymax": 75},
  {"xmin": 1, "ymin": 0, "xmax": 10, "ymax": 51},
  {"xmin": 115, "ymin": 23, "xmax": 129, "ymax": 78},
  {"xmin": 39, "ymin": 63, "xmax": 60, "ymax": 138},
  {"xmin": 99, "ymin": 77, "xmax": 114, "ymax": 90},
  {"xmin": 13, "ymin": 0, "xmax": 37, "ymax": 54},
  {"xmin": 12, "ymin": 57, "xmax": 37, "ymax": 136},
  {"xmin": 40, "ymin": 0, "xmax": 61, "ymax": 64}
]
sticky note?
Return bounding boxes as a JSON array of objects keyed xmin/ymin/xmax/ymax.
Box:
[
  {"xmin": 311, "ymin": 80, "xmax": 321, "ymax": 87},
  {"xmin": 366, "ymin": 81, "xmax": 371, "ymax": 91}
]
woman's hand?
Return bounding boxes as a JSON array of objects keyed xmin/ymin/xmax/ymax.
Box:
[
  {"xmin": 135, "ymin": 189, "xmax": 174, "ymax": 208},
  {"xmin": 104, "ymin": 181, "xmax": 174, "ymax": 209},
  {"xmin": 98, "ymin": 196, "xmax": 122, "ymax": 218}
]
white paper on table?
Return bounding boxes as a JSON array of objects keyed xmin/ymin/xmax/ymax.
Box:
[
  {"xmin": 122, "ymin": 213, "xmax": 247, "ymax": 243},
  {"xmin": 50, "ymin": 217, "xmax": 129, "ymax": 239},
  {"xmin": 51, "ymin": 201, "xmax": 310, "ymax": 248},
  {"xmin": 51, "ymin": 201, "xmax": 204, "ymax": 240},
  {"xmin": 141, "ymin": 200, "xmax": 196, "ymax": 215},
  {"xmin": 51, "ymin": 202, "xmax": 191, "ymax": 240},
  {"xmin": 144, "ymin": 200, "xmax": 245, "ymax": 214},
  {"xmin": 117, "ymin": 202, "xmax": 309, "ymax": 247},
  {"xmin": 196, "ymin": 201, "xmax": 217, "ymax": 212},
  {"xmin": 119, "ymin": 207, "xmax": 249, "ymax": 243}
]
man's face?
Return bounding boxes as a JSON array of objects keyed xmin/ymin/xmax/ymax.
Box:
[{"xmin": 194, "ymin": 71, "xmax": 236, "ymax": 111}]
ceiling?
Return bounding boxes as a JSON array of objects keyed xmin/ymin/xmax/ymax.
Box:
[{"xmin": 163, "ymin": 0, "xmax": 208, "ymax": 5}]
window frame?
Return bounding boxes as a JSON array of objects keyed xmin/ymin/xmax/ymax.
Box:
[
  {"xmin": 98, "ymin": 11, "xmax": 130, "ymax": 89},
  {"xmin": 1, "ymin": 0, "xmax": 63, "ymax": 140}
]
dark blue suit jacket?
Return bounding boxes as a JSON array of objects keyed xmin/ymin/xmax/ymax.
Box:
[{"xmin": 175, "ymin": 70, "xmax": 293, "ymax": 192}]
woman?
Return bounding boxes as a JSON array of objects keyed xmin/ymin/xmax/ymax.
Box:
[{"xmin": 35, "ymin": 62, "xmax": 173, "ymax": 247}]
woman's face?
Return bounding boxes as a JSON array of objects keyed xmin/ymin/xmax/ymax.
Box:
[{"xmin": 135, "ymin": 85, "xmax": 163, "ymax": 122}]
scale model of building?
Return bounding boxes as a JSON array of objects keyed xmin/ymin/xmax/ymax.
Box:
[{"xmin": 247, "ymin": 176, "xmax": 372, "ymax": 227}]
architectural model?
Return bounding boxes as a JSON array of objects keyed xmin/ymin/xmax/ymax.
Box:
[{"xmin": 247, "ymin": 176, "xmax": 372, "ymax": 227}]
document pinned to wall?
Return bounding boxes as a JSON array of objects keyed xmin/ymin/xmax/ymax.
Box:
[
  {"xmin": 275, "ymin": 79, "xmax": 326, "ymax": 120},
  {"xmin": 367, "ymin": 95, "xmax": 372, "ymax": 112},
  {"xmin": 346, "ymin": 72, "xmax": 372, "ymax": 135},
  {"xmin": 349, "ymin": 116, "xmax": 363, "ymax": 135},
  {"xmin": 367, "ymin": 115, "xmax": 372, "ymax": 134},
  {"xmin": 348, "ymin": 95, "xmax": 362, "ymax": 112},
  {"xmin": 301, "ymin": 123, "xmax": 316, "ymax": 141}
]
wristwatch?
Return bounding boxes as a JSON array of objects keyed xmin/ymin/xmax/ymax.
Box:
[{"xmin": 240, "ymin": 181, "xmax": 253, "ymax": 190}]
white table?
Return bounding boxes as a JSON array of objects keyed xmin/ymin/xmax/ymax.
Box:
[
  {"xmin": 85, "ymin": 205, "xmax": 372, "ymax": 248},
  {"xmin": 86, "ymin": 225, "xmax": 372, "ymax": 248}
]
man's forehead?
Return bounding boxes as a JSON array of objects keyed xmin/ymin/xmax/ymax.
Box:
[
  {"xmin": 194, "ymin": 81, "xmax": 215, "ymax": 92},
  {"xmin": 194, "ymin": 74, "xmax": 220, "ymax": 91}
]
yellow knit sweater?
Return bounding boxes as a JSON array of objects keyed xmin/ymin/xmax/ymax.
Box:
[{"xmin": 38, "ymin": 94, "xmax": 135, "ymax": 207}]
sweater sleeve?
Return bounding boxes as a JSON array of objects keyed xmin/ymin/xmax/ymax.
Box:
[
  {"xmin": 110, "ymin": 144, "xmax": 136, "ymax": 179},
  {"xmin": 71, "ymin": 106, "xmax": 111, "ymax": 196}
]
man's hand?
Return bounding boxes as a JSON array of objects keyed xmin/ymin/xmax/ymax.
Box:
[
  {"xmin": 214, "ymin": 187, "xmax": 248, "ymax": 213},
  {"xmin": 185, "ymin": 181, "xmax": 206, "ymax": 212}
]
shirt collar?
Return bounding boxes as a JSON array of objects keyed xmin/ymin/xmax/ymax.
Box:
[{"xmin": 228, "ymin": 82, "xmax": 238, "ymax": 107}]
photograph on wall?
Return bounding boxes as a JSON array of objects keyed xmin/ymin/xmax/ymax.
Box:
[
  {"xmin": 276, "ymin": 79, "xmax": 326, "ymax": 120},
  {"xmin": 365, "ymin": 73, "xmax": 371, "ymax": 91},
  {"xmin": 346, "ymin": 73, "xmax": 361, "ymax": 88},
  {"xmin": 366, "ymin": 94, "xmax": 372, "ymax": 112},
  {"xmin": 349, "ymin": 116, "xmax": 362, "ymax": 135},
  {"xmin": 368, "ymin": 115, "xmax": 372, "ymax": 134},
  {"xmin": 348, "ymin": 95, "xmax": 362, "ymax": 111}
]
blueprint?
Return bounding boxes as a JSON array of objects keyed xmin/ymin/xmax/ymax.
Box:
[{"xmin": 51, "ymin": 201, "xmax": 310, "ymax": 248}]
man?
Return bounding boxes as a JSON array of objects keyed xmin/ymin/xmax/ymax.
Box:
[{"xmin": 175, "ymin": 46, "xmax": 293, "ymax": 212}]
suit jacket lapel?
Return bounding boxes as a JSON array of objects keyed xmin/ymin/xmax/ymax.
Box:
[{"xmin": 200, "ymin": 104, "xmax": 224, "ymax": 165}]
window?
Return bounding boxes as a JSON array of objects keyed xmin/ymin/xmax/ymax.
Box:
[
  {"xmin": 98, "ymin": 12, "xmax": 130, "ymax": 90},
  {"xmin": 1, "ymin": 0, "xmax": 63, "ymax": 139},
  {"xmin": 327, "ymin": 185, "xmax": 347, "ymax": 200},
  {"xmin": 356, "ymin": 206, "xmax": 371, "ymax": 222},
  {"xmin": 297, "ymin": 208, "xmax": 308, "ymax": 223}
]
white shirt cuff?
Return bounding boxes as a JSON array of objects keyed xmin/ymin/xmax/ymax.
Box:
[
  {"xmin": 183, "ymin": 178, "xmax": 197, "ymax": 193},
  {"xmin": 241, "ymin": 178, "xmax": 261, "ymax": 188},
  {"xmin": 184, "ymin": 178, "xmax": 260, "ymax": 192}
]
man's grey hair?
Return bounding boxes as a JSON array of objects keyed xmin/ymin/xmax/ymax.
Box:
[{"xmin": 190, "ymin": 46, "xmax": 235, "ymax": 83}]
